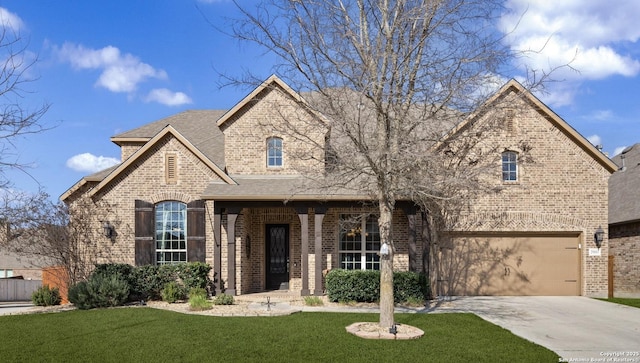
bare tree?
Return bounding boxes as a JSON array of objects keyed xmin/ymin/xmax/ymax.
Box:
[
  {"xmin": 1, "ymin": 190, "xmax": 119, "ymax": 287},
  {"xmin": 228, "ymin": 0, "xmax": 546, "ymax": 328},
  {"xmin": 0, "ymin": 23, "xmax": 50, "ymax": 188}
]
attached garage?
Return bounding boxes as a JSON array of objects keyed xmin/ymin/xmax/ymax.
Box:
[{"xmin": 439, "ymin": 234, "xmax": 581, "ymax": 296}]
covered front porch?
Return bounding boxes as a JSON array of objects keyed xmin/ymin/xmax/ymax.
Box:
[{"xmin": 211, "ymin": 200, "xmax": 423, "ymax": 296}]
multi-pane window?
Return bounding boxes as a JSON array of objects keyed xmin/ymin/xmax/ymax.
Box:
[
  {"xmin": 502, "ymin": 151, "xmax": 518, "ymax": 181},
  {"xmin": 267, "ymin": 137, "xmax": 283, "ymax": 167},
  {"xmin": 155, "ymin": 201, "xmax": 187, "ymax": 265},
  {"xmin": 339, "ymin": 214, "xmax": 381, "ymax": 270}
]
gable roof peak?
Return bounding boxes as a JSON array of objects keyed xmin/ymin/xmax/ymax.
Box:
[{"xmin": 216, "ymin": 74, "xmax": 305, "ymax": 128}]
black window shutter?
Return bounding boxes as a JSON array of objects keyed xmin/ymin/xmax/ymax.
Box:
[
  {"xmin": 187, "ymin": 200, "xmax": 206, "ymax": 263},
  {"xmin": 134, "ymin": 200, "xmax": 155, "ymax": 266}
]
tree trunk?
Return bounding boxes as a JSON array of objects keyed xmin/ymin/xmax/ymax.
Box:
[{"xmin": 378, "ymin": 202, "xmax": 394, "ymax": 328}]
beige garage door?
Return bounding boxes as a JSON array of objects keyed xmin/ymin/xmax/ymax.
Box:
[{"xmin": 443, "ymin": 234, "xmax": 581, "ymax": 296}]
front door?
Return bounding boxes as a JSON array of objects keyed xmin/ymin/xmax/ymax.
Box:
[{"xmin": 266, "ymin": 224, "xmax": 289, "ymax": 290}]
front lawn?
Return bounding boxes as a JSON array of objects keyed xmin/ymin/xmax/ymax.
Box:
[
  {"xmin": 1, "ymin": 308, "xmax": 557, "ymax": 362},
  {"xmin": 597, "ymin": 298, "xmax": 640, "ymax": 309}
]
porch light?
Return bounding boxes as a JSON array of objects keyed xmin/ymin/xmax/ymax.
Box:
[
  {"xmin": 594, "ymin": 226, "xmax": 604, "ymax": 249},
  {"xmin": 103, "ymin": 221, "xmax": 115, "ymax": 239},
  {"xmin": 380, "ymin": 242, "xmax": 390, "ymax": 257}
]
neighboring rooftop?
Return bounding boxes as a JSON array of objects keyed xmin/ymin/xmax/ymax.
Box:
[{"xmin": 609, "ymin": 143, "xmax": 640, "ymax": 225}]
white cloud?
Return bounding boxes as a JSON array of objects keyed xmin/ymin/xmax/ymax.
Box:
[
  {"xmin": 590, "ymin": 110, "xmax": 614, "ymax": 122},
  {"xmin": 145, "ymin": 88, "xmax": 193, "ymax": 106},
  {"xmin": 54, "ymin": 43, "xmax": 168, "ymax": 93},
  {"xmin": 613, "ymin": 146, "xmax": 628, "ymax": 156},
  {"xmin": 0, "ymin": 7, "xmax": 24, "ymax": 32},
  {"xmin": 66, "ymin": 153, "xmax": 119, "ymax": 173},
  {"xmin": 500, "ymin": 0, "xmax": 640, "ymax": 105},
  {"xmin": 587, "ymin": 134, "xmax": 602, "ymax": 147}
]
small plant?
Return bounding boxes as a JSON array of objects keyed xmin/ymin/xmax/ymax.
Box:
[
  {"xmin": 161, "ymin": 281, "xmax": 187, "ymax": 303},
  {"xmin": 212, "ymin": 293, "xmax": 234, "ymax": 305},
  {"xmin": 303, "ymin": 296, "xmax": 324, "ymax": 306},
  {"xmin": 188, "ymin": 287, "xmax": 207, "ymax": 299},
  {"xmin": 32, "ymin": 285, "xmax": 62, "ymax": 306},
  {"xmin": 189, "ymin": 294, "xmax": 212, "ymax": 311}
]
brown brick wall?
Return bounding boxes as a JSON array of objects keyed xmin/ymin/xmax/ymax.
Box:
[
  {"xmin": 455, "ymin": 93, "xmax": 611, "ymax": 296},
  {"xmin": 609, "ymin": 222, "xmax": 640, "ymax": 297},
  {"xmin": 220, "ymin": 85, "xmax": 326, "ymax": 176},
  {"xmin": 86, "ymin": 133, "xmax": 223, "ymax": 270}
]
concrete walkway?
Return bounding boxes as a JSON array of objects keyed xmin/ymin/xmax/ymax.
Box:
[{"xmin": 430, "ymin": 296, "xmax": 640, "ymax": 361}]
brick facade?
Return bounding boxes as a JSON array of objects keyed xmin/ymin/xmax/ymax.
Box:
[
  {"xmin": 63, "ymin": 77, "xmax": 614, "ymax": 297},
  {"xmin": 455, "ymin": 93, "xmax": 611, "ymax": 296},
  {"xmin": 609, "ymin": 222, "xmax": 640, "ymax": 297}
]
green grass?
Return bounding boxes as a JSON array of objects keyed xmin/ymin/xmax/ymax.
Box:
[
  {"xmin": 0, "ymin": 308, "xmax": 558, "ymax": 362},
  {"xmin": 597, "ymin": 298, "xmax": 640, "ymax": 308}
]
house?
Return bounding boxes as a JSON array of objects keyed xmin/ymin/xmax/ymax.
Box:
[
  {"xmin": 608, "ymin": 144, "xmax": 640, "ymax": 297},
  {"xmin": 61, "ymin": 75, "xmax": 616, "ymax": 297}
]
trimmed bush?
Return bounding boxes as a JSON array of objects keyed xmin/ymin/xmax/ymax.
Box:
[
  {"xmin": 68, "ymin": 273, "xmax": 130, "ymax": 310},
  {"xmin": 175, "ymin": 262, "xmax": 212, "ymax": 290},
  {"xmin": 161, "ymin": 281, "xmax": 187, "ymax": 303},
  {"xmin": 32, "ymin": 285, "xmax": 62, "ymax": 306},
  {"xmin": 89, "ymin": 262, "xmax": 214, "ymax": 302},
  {"xmin": 326, "ymin": 269, "xmax": 428, "ymax": 304},
  {"xmin": 326, "ymin": 269, "xmax": 380, "ymax": 303},
  {"xmin": 213, "ymin": 293, "xmax": 234, "ymax": 305}
]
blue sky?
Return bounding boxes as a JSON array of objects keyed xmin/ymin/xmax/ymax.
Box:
[{"xmin": 1, "ymin": 0, "xmax": 640, "ymax": 200}]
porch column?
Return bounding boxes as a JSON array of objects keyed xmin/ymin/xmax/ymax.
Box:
[
  {"xmin": 407, "ymin": 213, "xmax": 418, "ymax": 272},
  {"xmin": 298, "ymin": 212, "xmax": 310, "ymax": 296},
  {"xmin": 214, "ymin": 210, "xmax": 222, "ymax": 295},
  {"xmin": 314, "ymin": 212, "xmax": 325, "ymax": 296},
  {"xmin": 226, "ymin": 213, "xmax": 238, "ymax": 296},
  {"xmin": 400, "ymin": 202, "xmax": 419, "ymax": 272}
]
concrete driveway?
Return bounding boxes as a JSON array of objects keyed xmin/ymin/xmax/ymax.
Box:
[
  {"xmin": 0, "ymin": 301, "xmax": 34, "ymax": 316},
  {"xmin": 431, "ymin": 296, "xmax": 640, "ymax": 360}
]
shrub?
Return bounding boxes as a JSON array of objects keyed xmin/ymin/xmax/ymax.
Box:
[
  {"xmin": 393, "ymin": 271, "xmax": 429, "ymax": 304},
  {"xmin": 303, "ymin": 296, "xmax": 324, "ymax": 306},
  {"xmin": 161, "ymin": 281, "xmax": 187, "ymax": 303},
  {"xmin": 90, "ymin": 262, "xmax": 214, "ymax": 302},
  {"xmin": 326, "ymin": 269, "xmax": 380, "ymax": 303},
  {"xmin": 31, "ymin": 285, "xmax": 61, "ymax": 306},
  {"xmin": 175, "ymin": 262, "xmax": 212, "ymax": 290},
  {"xmin": 68, "ymin": 274, "xmax": 130, "ymax": 310},
  {"xmin": 326, "ymin": 269, "xmax": 429, "ymax": 304},
  {"xmin": 213, "ymin": 293, "xmax": 234, "ymax": 305},
  {"xmin": 130, "ymin": 265, "xmax": 174, "ymax": 301},
  {"xmin": 189, "ymin": 287, "xmax": 208, "ymax": 299},
  {"xmin": 189, "ymin": 295, "xmax": 212, "ymax": 311}
]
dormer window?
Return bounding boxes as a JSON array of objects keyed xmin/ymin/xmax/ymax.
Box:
[
  {"xmin": 502, "ymin": 151, "xmax": 518, "ymax": 182},
  {"xmin": 267, "ymin": 137, "xmax": 283, "ymax": 168}
]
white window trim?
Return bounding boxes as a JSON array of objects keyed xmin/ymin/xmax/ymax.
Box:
[
  {"xmin": 338, "ymin": 214, "xmax": 381, "ymax": 271},
  {"xmin": 266, "ymin": 136, "xmax": 284, "ymax": 168},
  {"xmin": 155, "ymin": 201, "xmax": 187, "ymax": 265}
]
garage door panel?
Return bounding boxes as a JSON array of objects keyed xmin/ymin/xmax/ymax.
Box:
[{"xmin": 442, "ymin": 235, "xmax": 580, "ymax": 296}]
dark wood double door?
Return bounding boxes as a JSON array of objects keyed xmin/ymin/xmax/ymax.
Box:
[{"xmin": 266, "ymin": 224, "xmax": 289, "ymax": 290}]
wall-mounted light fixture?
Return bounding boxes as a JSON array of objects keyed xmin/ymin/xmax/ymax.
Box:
[
  {"xmin": 103, "ymin": 221, "xmax": 115, "ymax": 239},
  {"xmin": 594, "ymin": 226, "xmax": 605, "ymax": 249}
]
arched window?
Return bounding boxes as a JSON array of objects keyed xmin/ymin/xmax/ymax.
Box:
[
  {"xmin": 267, "ymin": 137, "xmax": 283, "ymax": 167},
  {"xmin": 155, "ymin": 201, "xmax": 187, "ymax": 264},
  {"xmin": 502, "ymin": 151, "xmax": 518, "ymax": 181}
]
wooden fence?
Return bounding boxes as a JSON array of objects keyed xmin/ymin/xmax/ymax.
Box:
[{"xmin": 0, "ymin": 279, "xmax": 41, "ymax": 301}]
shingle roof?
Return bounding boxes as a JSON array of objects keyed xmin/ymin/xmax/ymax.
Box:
[
  {"xmin": 112, "ymin": 110, "xmax": 227, "ymax": 169},
  {"xmin": 609, "ymin": 144, "xmax": 640, "ymax": 224},
  {"xmin": 202, "ymin": 175, "xmax": 372, "ymax": 201}
]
